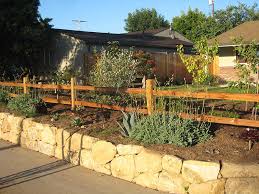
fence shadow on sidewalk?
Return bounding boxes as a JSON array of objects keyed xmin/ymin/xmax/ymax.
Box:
[{"xmin": 0, "ymin": 160, "xmax": 75, "ymax": 189}]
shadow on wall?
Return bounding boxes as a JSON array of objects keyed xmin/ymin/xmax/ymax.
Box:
[{"xmin": 38, "ymin": 33, "xmax": 89, "ymax": 76}]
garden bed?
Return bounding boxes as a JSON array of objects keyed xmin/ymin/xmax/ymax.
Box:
[{"xmin": 1, "ymin": 103, "xmax": 258, "ymax": 163}]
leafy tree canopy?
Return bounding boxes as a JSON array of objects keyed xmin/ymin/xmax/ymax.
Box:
[
  {"xmin": 172, "ymin": 3, "xmax": 259, "ymax": 42},
  {"xmin": 124, "ymin": 8, "xmax": 169, "ymax": 32},
  {"xmin": 0, "ymin": 0, "xmax": 52, "ymax": 79}
]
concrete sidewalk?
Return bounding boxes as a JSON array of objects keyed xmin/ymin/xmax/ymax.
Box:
[{"xmin": 0, "ymin": 140, "xmax": 164, "ymax": 194}]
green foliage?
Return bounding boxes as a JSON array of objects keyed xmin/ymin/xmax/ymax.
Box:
[
  {"xmin": 233, "ymin": 38, "xmax": 259, "ymax": 86},
  {"xmin": 172, "ymin": 3, "xmax": 259, "ymax": 42},
  {"xmin": 51, "ymin": 113, "xmax": 60, "ymax": 121},
  {"xmin": 51, "ymin": 65, "xmax": 80, "ymax": 84},
  {"xmin": 133, "ymin": 50, "xmax": 155, "ymax": 78},
  {"xmin": 76, "ymin": 105, "xmax": 86, "ymax": 112},
  {"xmin": 117, "ymin": 111, "xmax": 137, "ymax": 137},
  {"xmin": 214, "ymin": 3, "xmax": 259, "ymax": 33},
  {"xmin": 71, "ymin": 117, "xmax": 83, "ymax": 127},
  {"xmin": 0, "ymin": 90, "xmax": 8, "ymax": 103},
  {"xmin": 208, "ymin": 110, "xmax": 240, "ymax": 119},
  {"xmin": 81, "ymin": 92, "xmax": 132, "ymax": 106},
  {"xmin": 130, "ymin": 113, "xmax": 212, "ymax": 147},
  {"xmin": 89, "ymin": 42, "xmax": 139, "ymax": 88},
  {"xmin": 7, "ymin": 94, "xmax": 45, "ymax": 117},
  {"xmin": 172, "ymin": 8, "xmax": 213, "ymax": 42},
  {"xmin": 124, "ymin": 8, "xmax": 169, "ymax": 32},
  {"xmin": 0, "ymin": 0, "xmax": 52, "ymax": 79},
  {"xmin": 177, "ymin": 38, "xmax": 218, "ymax": 84}
]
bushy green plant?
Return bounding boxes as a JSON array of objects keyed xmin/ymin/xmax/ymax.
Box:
[
  {"xmin": 130, "ymin": 113, "xmax": 212, "ymax": 147},
  {"xmin": 81, "ymin": 92, "xmax": 133, "ymax": 106},
  {"xmin": 177, "ymin": 38, "xmax": 218, "ymax": 84},
  {"xmin": 75, "ymin": 105, "xmax": 86, "ymax": 112},
  {"xmin": 89, "ymin": 42, "xmax": 140, "ymax": 88},
  {"xmin": 7, "ymin": 94, "xmax": 45, "ymax": 117},
  {"xmin": 0, "ymin": 90, "xmax": 8, "ymax": 103},
  {"xmin": 117, "ymin": 111, "xmax": 137, "ymax": 137},
  {"xmin": 71, "ymin": 117, "xmax": 83, "ymax": 127},
  {"xmin": 51, "ymin": 113, "xmax": 60, "ymax": 121},
  {"xmin": 233, "ymin": 38, "xmax": 259, "ymax": 90}
]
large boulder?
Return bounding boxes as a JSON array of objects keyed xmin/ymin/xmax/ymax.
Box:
[
  {"xmin": 225, "ymin": 178, "xmax": 259, "ymax": 194},
  {"xmin": 188, "ymin": 179, "xmax": 226, "ymax": 194},
  {"xmin": 135, "ymin": 150, "xmax": 162, "ymax": 173},
  {"xmin": 23, "ymin": 119, "xmax": 40, "ymax": 141},
  {"xmin": 40, "ymin": 125, "xmax": 57, "ymax": 145},
  {"xmin": 8, "ymin": 131, "xmax": 20, "ymax": 144},
  {"xmin": 157, "ymin": 171, "xmax": 189, "ymax": 194},
  {"xmin": 221, "ymin": 162, "xmax": 259, "ymax": 178},
  {"xmin": 70, "ymin": 133, "xmax": 83, "ymax": 151},
  {"xmin": 182, "ymin": 160, "xmax": 220, "ymax": 183},
  {"xmin": 162, "ymin": 155, "xmax": 182, "ymax": 176},
  {"xmin": 134, "ymin": 173, "xmax": 159, "ymax": 190},
  {"xmin": 56, "ymin": 128, "xmax": 71, "ymax": 148},
  {"xmin": 93, "ymin": 163, "xmax": 111, "ymax": 175},
  {"xmin": 80, "ymin": 149, "xmax": 94, "ymax": 170},
  {"xmin": 111, "ymin": 155, "xmax": 135, "ymax": 181},
  {"xmin": 92, "ymin": 141, "xmax": 116, "ymax": 165},
  {"xmin": 38, "ymin": 141, "xmax": 55, "ymax": 156},
  {"xmin": 1, "ymin": 115, "xmax": 24, "ymax": 134},
  {"xmin": 0, "ymin": 113, "xmax": 9, "ymax": 128},
  {"xmin": 82, "ymin": 135, "xmax": 98, "ymax": 150},
  {"xmin": 116, "ymin": 144, "xmax": 143, "ymax": 155},
  {"xmin": 69, "ymin": 151, "xmax": 80, "ymax": 165}
]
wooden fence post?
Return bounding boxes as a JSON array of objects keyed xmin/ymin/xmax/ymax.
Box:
[
  {"xmin": 71, "ymin": 77, "xmax": 76, "ymax": 111},
  {"xmin": 146, "ymin": 79, "xmax": 154, "ymax": 115},
  {"xmin": 23, "ymin": 76, "xmax": 28, "ymax": 94}
]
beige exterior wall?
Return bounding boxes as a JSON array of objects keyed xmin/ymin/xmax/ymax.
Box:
[
  {"xmin": 218, "ymin": 47, "xmax": 236, "ymax": 67},
  {"xmin": 51, "ymin": 33, "xmax": 88, "ymax": 72}
]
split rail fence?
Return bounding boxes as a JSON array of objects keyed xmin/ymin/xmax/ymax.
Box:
[{"xmin": 1, "ymin": 78, "xmax": 259, "ymax": 128}]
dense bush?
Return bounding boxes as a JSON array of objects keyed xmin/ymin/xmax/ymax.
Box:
[
  {"xmin": 0, "ymin": 90, "xmax": 8, "ymax": 103},
  {"xmin": 7, "ymin": 94, "xmax": 46, "ymax": 117},
  {"xmin": 89, "ymin": 42, "xmax": 140, "ymax": 88},
  {"xmin": 130, "ymin": 113, "xmax": 212, "ymax": 147}
]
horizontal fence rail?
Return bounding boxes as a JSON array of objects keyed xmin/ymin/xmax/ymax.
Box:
[
  {"xmin": 154, "ymin": 90, "xmax": 259, "ymax": 102},
  {"xmin": 1, "ymin": 78, "xmax": 259, "ymax": 128}
]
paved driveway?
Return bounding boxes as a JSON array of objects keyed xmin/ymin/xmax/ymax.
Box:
[{"xmin": 0, "ymin": 140, "xmax": 164, "ymax": 194}]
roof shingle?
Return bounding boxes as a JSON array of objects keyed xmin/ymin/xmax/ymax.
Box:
[{"xmin": 209, "ymin": 21, "xmax": 259, "ymax": 46}]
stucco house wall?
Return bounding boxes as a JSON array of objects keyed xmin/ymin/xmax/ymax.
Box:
[{"xmin": 218, "ymin": 47, "xmax": 236, "ymax": 67}]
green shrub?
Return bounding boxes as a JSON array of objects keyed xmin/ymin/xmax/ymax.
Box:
[
  {"xmin": 89, "ymin": 42, "xmax": 139, "ymax": 88},
  {"xmin": 71, "ymin": 117, "xmax": 83, "ymax": 127},
  {"xmin": 7, "ymin": 94, "xmax": 46, "ymax": 117},
  {"xmin": 130, "ymin": 113, "xmax": 212, "ymax": 147},
  {"xmin": 0, "ymin": 90, "xmax": 8, "ymax": 103}
]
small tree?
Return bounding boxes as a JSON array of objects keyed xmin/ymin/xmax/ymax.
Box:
[
  {"xmin": 89, "ymin": 42, "xmax": 140, "ymax": 88},
  {"xmin": 233, "ymin": 38, "xmax": 259, "ymax": 90},
  {"xmin": 177, "ymin": 38, "xmax": 218, "ymax": 84}
]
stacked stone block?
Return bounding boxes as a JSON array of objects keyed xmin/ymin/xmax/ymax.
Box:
[{"xmin": 0, "ymin": 112, "xmax": 258, "ymax": 194}]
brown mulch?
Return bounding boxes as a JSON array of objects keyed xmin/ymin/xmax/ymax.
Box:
[{"xmin": 1, "ymin": 103, "xmax": 259, "ymax": 163}]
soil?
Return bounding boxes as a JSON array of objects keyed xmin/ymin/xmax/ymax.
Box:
[{"xmin": 1, "ymin": 103, "xmax": 259, "ymax": 163}]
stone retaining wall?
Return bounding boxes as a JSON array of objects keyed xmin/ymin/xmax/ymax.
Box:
[{"xmin": 0, "ymin": 112, "xmax": 258, "ymax": 194}]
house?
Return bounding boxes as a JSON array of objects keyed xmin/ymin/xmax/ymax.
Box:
[
  {"xmin": 209, "ymin": 21, "xmax": 259, "ymax": 81},
  {"xmin": 38, "ymin": 28, "xmax": 193, "ymax": 83}
]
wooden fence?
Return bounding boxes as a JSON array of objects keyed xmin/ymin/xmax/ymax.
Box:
[
  {"xmin": 152, "ymin": 53, "xmax": 192, "ymax": 83},
  {"xmin": 1, "ymin": 78, "xmax": 259, "ymax": 128}
]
